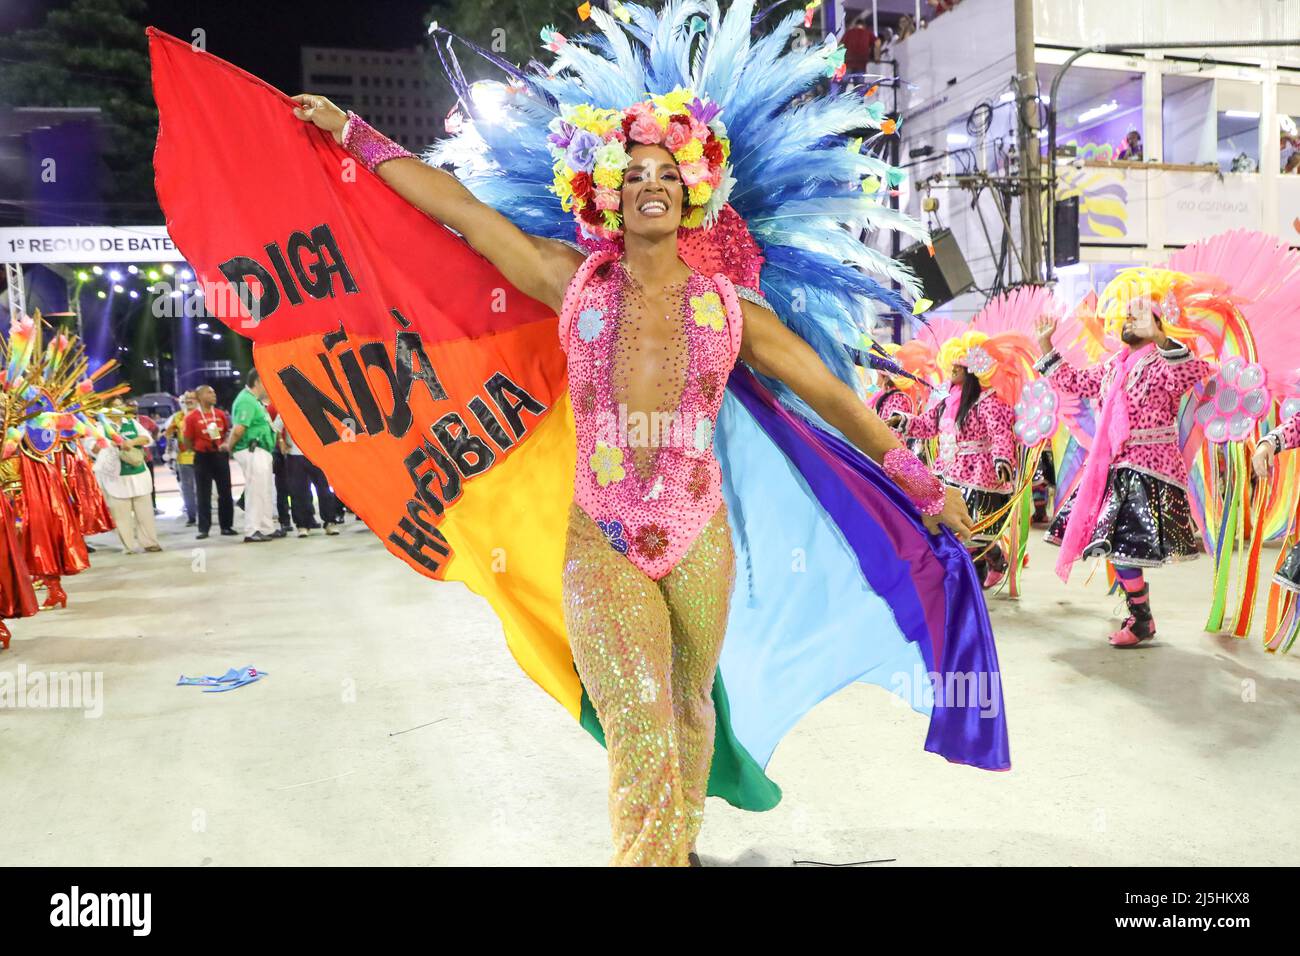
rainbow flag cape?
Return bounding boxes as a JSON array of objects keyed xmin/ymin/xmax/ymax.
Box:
[{"xmin": 149, "ymin": 28, "xmax": 1009, "ymax": 808}]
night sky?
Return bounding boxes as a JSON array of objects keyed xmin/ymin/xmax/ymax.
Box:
[
  {"xmin": 3, "ymin": 0, "xmax": 438, "ymax": 94},
  {"xmin": 142, "ymin": 0, "xmax": 437, "ymax": 93}
]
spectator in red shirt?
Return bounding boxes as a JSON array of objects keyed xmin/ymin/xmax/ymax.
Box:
[
  {"xmin": 843, "ymin": 17, "xmax": 876, "ymax": 77},
  {"xmin": 184, "ymin": 384, "xmax": 237, "ymax": 539}
]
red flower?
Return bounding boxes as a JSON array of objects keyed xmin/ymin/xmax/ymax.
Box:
[
  {"xmin": 633, "ymin": 523, "xmax": 670, "ymax": 560},
  {"xmin": 686, "ymin": 463, "xmax": 710, "ymax": 501},
  {"xmin": 570, "ymin": 171, "xmax": 594, "ymax": 197},
  {"xmin": 621, "ymin": 115, "xmax": 635, "ymax": 139},
  {"xmin": 703, "ymin": 138, "xmax": 724, "ymax": 165}
]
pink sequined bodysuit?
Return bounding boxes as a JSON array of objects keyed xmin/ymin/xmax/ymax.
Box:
[{"xmin": 560, "ymin": 250, "xmax": 744, "ymax": 580}]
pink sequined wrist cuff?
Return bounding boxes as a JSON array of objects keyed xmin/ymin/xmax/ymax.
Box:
[
  {"xmin": 883, "ymin": 447, "xmax": 945, "ymax": 516},
  {"xmin": 342, "ymin": 112, "xmax": 415, "ymax": 172}
]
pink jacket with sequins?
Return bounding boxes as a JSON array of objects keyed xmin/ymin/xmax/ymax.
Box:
[
  {"xmin": 902, "ymin": 390, "xmax": 1016, "ymax": 493},
  {"xmin": 1266, "ymin": 414, "xmax": 1300, "ymax": 452},
  {"xmin": 1035, "ymin": 343, "xmax": 1213, "ymax": 490},
  {"xmin": 874, "ymin": 389, "xmax": 914, "ymax": 427}
]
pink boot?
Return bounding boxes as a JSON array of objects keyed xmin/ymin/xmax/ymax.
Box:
[
  {"xmin": 984, "ymin": 566, "xmax": 1006, "ymax": 589},
  {"xmin": 1109, "ymin": 584, "xmax": 1156, "ymax": 648}
]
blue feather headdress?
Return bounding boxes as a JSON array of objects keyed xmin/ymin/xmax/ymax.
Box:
[{"xmin": 425, "ymin": 0, "xmax": 929, "ymax": 411}]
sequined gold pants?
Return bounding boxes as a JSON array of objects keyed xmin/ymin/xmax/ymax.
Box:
[{"xmin": 562, "ymin": 501, "xmax": 735, "ymax": 867}]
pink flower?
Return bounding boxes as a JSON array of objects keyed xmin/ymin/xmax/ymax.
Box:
[
  {"xmin": 689, "ymin": 118, "xmax": 710, "ymax": 141},
  {"xmin": 679, "ymin": 160, "xmax": 709, "ymax": 186},
  {"xmin": 624, "ymin": 100, "xmax": 656, "ymax": 122},
  {"xmin": 628, "ymin": 114, "xmax": 663, "ymax": 145},
  {"xmin": 663, "ymin": 119, "xmax": 693, "ymax": 152},
  {"xmin": 594, "ymin": 186, "xmax": 620, "ymax": 210},
  {"xmin": 605, "ymin": 128, "xmax": 627, "ymax": 145},
  {"xmin": 708, "ymin": 165, "xmax": 723, "ymax": 188}
]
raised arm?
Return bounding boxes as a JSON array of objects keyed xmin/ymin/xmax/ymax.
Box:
[
  {"xmin": 739, "ymin": 301, "xmax": 972, "ymax": 540},
  {"xmin": 1034, "ymin": 313, "xmax": 1103, "ymax": 398},
  {"xmin": 292, "ymin": 94, "xmax": 584, "ymax": 313}
]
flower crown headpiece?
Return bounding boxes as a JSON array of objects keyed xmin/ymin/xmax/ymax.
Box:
[{"xmin": 545, "ymin": 86, "xmax": 733, "ymax": 241}]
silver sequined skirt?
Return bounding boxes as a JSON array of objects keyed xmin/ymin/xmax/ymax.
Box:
[
  {"xmin": 1275, "ymin": 543, "xmax": 1300, "ymax": 594},
  {"xmin": 949, "ymin": 482, "xmax": 1012, "ymax": 544},
  {"xmin": 1045, "ymin": 466, "xmax": 1200, "ymax": 568}
]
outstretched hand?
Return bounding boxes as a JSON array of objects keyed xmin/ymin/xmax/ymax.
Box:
[
  {"xmin": 1253, "ymin": 440, "xmax": 1276, "ymax": 481},
  {"xmin": 1035, "ymin": 313, "xmax": 1057, "ymax": 355},
  {"xmin": 923, "ymin": 485, "xmax": 974, "ymax": 542},
  {"xmin": 291, "ymin": 93, "xmax": 348, "ymax": 144}
]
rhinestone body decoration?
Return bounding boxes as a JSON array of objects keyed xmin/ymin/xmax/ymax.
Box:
[
  {"xmin": 883, "ymin": 446, "xmax": 946, "ymax": 516},
  {"xmin": 562, "ymin": 501, "xmax": 735, "ymax": 866},
  {"xmin": 559, "ymin": 250, "xmax": 744, "ymax": 581},
  {"xmin": 557, "ymin": 251, "xmax": 745, "ymax": 865},
  {"xmin": 341, "ymin": 112, "xmax": 416, "ymax": 172}
]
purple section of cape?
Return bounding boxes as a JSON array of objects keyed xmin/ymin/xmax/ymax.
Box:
[{"xmin": 728, "ymin": 367, "xmax": 1011, "ymax": 772}]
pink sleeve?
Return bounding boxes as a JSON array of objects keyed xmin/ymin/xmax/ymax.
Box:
[
  {"xmin": 878, "ymin": 391, "xmax": 914, "ymax": 419},
  {"xmin": 983, "ymin": 395, "xmax": 1017, "ymax": 467},
  {"xmin": 1046, "ymin": 355, "xmax": 1105, "ymax": 399},
  {"xmin": 712, "ymin": 274, "xmax": 745, "ymax": 359},
  {"xmin": 1159, "ymin": 352, "xmax": 1214, "ymax": 397},
  {"xmin": 1280, "ymin": 415, "xmax": 1300, "ymax": 451},
  {"xmin": 905, "ymin": 403, "xmax": 941, "ymax": 439},
  {"xmin": 557, "ymin": 251, "xmax": 614, "ymax": 354}
]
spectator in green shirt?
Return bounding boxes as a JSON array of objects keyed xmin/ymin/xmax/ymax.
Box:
[{"xmin": 221, "ymin": 370, "xmax": 282, "ymax": 542}]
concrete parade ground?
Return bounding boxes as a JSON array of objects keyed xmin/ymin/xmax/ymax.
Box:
[{"xmin": 2, "ymin": 486, "xmax": 1298, "ymax": 867}]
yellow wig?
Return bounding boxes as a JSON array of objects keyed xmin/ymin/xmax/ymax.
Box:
[
  {"xmin": 1097, "ymin": 267, "xmax": 1234, "ymax": 348},
  {"xmin": 936, "ymin": 329, "xmax": 1037, "ymax": 407}
]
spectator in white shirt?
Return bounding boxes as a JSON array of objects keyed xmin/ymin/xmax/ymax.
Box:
[{"xmin": 95, "ymin": 402, "xmax": 162, "ymax": 553}]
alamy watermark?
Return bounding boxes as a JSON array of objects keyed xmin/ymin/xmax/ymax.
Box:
[
  {"xmin": 592, "ymin": 403, "xmax": 714, "ymax": 452},
  {"xmin": 889, "ymin": 664, "xmax": 1002, "ymax": 719},
  {"xmin": 0, "ymin": 665, "xmax": 103, "ymax": 718}
]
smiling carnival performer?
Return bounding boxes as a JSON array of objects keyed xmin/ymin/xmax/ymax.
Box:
[{"xmin": 150, "ymin": 0, "xmax": 1010, "ymax": 868}]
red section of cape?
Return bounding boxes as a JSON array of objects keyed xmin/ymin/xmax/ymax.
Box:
[
  {"xmin": 18, "ymin": 455, "xmax": 90, "ymax": 578},
  {"xmin": 64, "ymin": 449, "xmax": 115, "ymax": 535},
  {"xmin": 0, "ymin": 492, "xmax": 39, "ymax": 621}
]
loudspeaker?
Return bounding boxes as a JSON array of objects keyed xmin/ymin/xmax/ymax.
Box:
[
  {"xmin": 897, "ymin": 227, "xmax": 974, "ymax": 308},
  {"xmin": 1053, "ymin": 196, "xmax": 1080, "ymax": 268}
]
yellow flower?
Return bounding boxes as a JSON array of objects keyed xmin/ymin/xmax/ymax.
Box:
[
  {"xmin": 687, "ymin": 181, "xmax": 712, "ymax": 207},
  {"xmin": 589, "ymin": 441, "xmax": 626, "ymax": 486},
  {"xmin": 567, "ymin": 104, "xmax": 619, "ymax": 135},
  {"xmin": 690, "ymin": 291, "xmax": 724, "ymax": 331},
  {"xmin": 674, "ymin": 139, "xmax": 703, "ymax": 163},
  {"xmin": 593, "ymin": 164, "xmax": 622, "ymax": 190},
  {"xmin": 681, "ymin": 207, "xmax": 706, "ymax": 229},
  {"xmin": 656, "ymin": 87, "xmax": 693, "ymax": 114},
  {"xmin": 719, "ymin": 137, "xmax": 731, "ymax": 159}
]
